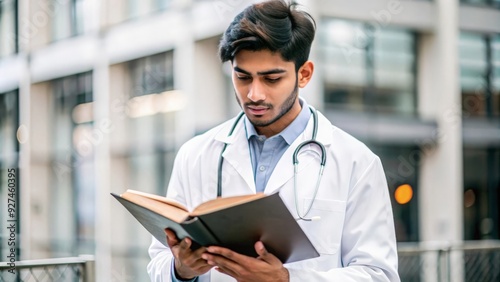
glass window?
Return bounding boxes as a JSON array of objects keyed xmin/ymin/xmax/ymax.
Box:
[
  {"xmin": 370, "ymin": 145, "xmax": 420, "ymax": 242},
  {"xmin": 461, "ymin": 0, "xmax": 490, "ymax": 5},
  {"xmin": 129, "ymin": 51, "xmax": 174, "ymax": 97},
  {"xmin": 51, "ymin": 72, "xmax": 94, "ymax": 255},
  {"xmin": 463, "ymin": 148, "xmax": 500, "ymax": 240},
  {"xmin": 0, "ymin": 0, "xmax": 17, "ymax": 57},
  {"xmin": 0, "ymin": 91, "xmax": 18, "ymax": 158},
  {"xmin": 127, "ymin": 0, "xmax": 173, "ymax": 19},
  {"xmin": 460, "ymin": 33, "xmax": 488, "ymax": 116},
  {"xmin": 52, "ymin": 0, "xmax": 87, "ymax": 41},
  {"xmin": 493, "ymin": 35, "xmax": 500, "ymax": 115},
  {"xmin": 461, "ymin": 0, "xmax": 500, "ymax": 8},
  {"xmin": 0, "ymin": 90, "xmax": 19, "ymax": 258},
  {"xmin": 320, "ymin": 19, "xmax": 416, "ymax": 115},
  {"xmin": 127, "ymin": 0, "xmax": 141, "ymax": 19},
  {"xmin": 127, "ymin": 51, "xmax": 176, "ymax": 195},
  {"xmin": 154, "ymin": 0, "xmax": 172, "ymax": 12},
  {"xmin": 460, "ymin": 33, "xmax": 500, "ymax": 117}
]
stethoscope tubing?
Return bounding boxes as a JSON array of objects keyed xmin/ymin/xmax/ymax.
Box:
[{"xmin": 217, "ymin": 106, "xmax": 327, "ymax": 221}]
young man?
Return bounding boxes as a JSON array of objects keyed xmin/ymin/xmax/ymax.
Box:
[{"xmin": 148, "ymin": 1, "xmax": 400, "ymax": 281}]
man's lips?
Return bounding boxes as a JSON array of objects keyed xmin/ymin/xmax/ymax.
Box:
[{"xmin": 247, "ymin": 106, "xmax": 269, "ymax": 115}]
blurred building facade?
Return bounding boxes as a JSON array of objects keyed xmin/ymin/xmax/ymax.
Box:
[{"xmin": 0, "ymin": 0, "xmax": 499, "ymax": 281}]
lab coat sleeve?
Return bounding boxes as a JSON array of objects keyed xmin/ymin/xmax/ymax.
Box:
[
  {"xmin": 147, "ymin": 236, "xmax": 175, "ymax": 282},
  {"xmin": 286, "ymin": 157, "xmax": 400, "ymax": 282}
]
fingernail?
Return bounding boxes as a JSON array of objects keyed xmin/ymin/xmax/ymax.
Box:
[{"xmin": 256, "ymin": 242, "xmax": 263, "ymax": 249}]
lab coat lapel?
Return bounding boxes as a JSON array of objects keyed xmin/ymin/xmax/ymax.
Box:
[
  {"xmin": 264, "ymin": 110, "xmax": 333, "ymax": 195},
  {"xmin": 264, "ymin": 116, "xmax": 313, "ymax": 195},
  {"xmin": 214, "ymin": 118, "xmax": 256, "ymax": 194}
]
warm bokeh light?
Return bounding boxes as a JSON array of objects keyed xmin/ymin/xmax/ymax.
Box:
[
  {"xmin": 16, "ymin": 124, "xmax": 29, "ymax": 144},
  {"xmin": 464, "ymin": 189, "xmax": 476, "ymax": 208},
  {"xmin": 126, "ymin": 90, "xmax": 185, "ymax": 118},
  {"xmin": 395, "ymin": 184, "xmax": 413, "ymax": 205},
  {"xmin": 72, "ymin": 102, "xmax": 94, "ymax": 124}
]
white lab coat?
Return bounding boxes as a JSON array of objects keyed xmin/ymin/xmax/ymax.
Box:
[{"xmin": 148, "ymin": 109, "xmax": 400, "ymax": 282}]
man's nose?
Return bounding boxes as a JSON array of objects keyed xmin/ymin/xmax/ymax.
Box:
[{"xmin": 247, "ymin": 81, "xmax": 266, "ymax": 102}]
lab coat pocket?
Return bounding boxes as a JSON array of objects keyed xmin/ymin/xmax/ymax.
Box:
[{"xmin": 301, "ymin": 198, "xmax": 346, "ymax": 255}]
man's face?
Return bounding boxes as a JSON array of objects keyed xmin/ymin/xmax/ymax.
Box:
[{"xmin": 231, "ymin": 49, "xmax": 301, "ymax": 135}]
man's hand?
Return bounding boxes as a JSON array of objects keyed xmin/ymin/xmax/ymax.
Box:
[
  {"xmin": 165, "ymin": 229, "xmax": 213, "ymax": 280},
  {"xmin": 201, "ymin": 241, "xmax": 289, "ymax": 282}
]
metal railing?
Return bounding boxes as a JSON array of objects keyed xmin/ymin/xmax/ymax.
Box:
[
  {"xmin": 398, "ymin": 241, "xmax": 500, "ymax": 282},
  {"xmin": 1, "ymin": 242, "xmax": 499, "ymax": 282},
  {"xmin": 0, "ymin": 255, "xmax": 94, "ymax": 282}
]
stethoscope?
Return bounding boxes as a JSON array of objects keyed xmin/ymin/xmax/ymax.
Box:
[{"xmin": 217, "ymin": 106, "xmax": 326, "ymax": 221}]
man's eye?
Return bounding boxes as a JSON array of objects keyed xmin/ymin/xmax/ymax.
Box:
[
  {"xmin": 237, "ymin": 76, "xmax": 251, "ymax": 81},
  {"xmin": 266, "ymin": 77, "xmax": 281, "ymax": 83}
]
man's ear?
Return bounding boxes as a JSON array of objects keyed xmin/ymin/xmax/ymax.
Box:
[{"xmin": 297, "ymin": 61, "xmax": 314, "ymax": 88}]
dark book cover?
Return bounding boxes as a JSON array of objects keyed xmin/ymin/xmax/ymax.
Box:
[{"xmin": 111, "ymin": 192, "xmax": 319, "ymax": 263}]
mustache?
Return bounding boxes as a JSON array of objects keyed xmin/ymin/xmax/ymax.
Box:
[{"xmin": 244, "ymin": 102, "xmax": 273, "ymax": 108}]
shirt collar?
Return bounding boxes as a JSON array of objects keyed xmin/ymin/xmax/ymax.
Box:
[{"xmin": 244, "ymin": 98, "xmax": 311, "ymax": 145}]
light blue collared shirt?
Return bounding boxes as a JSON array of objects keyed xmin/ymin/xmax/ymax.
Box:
[
  {"xmin": 245, "ymin": 99, "xmax": 311, "ymax": 192},
  {"xmin": 170, "ymin": 99, "xmax": 310, "ymax": 281}
]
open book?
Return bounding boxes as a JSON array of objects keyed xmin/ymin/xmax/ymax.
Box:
[{"xmin": 111, "ymin": 190, "xmax": 319, "ymax": 264}]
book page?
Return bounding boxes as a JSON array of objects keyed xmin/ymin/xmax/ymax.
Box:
[
  {"xmin": 190, "ymin": 193, "xmax": 266, "ymax": 217},
  {"xmin": 121, "ymin": 191, "xmax": 190, "ymax": 223},
  {"xmin": 126, "ymin": 189, "xmax": 188, "ymax": 212}
]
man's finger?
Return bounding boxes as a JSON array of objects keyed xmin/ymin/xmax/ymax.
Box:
[
  {"xmin": 255, "ymin": 241, "xmax": 281, "ymax": 265},
  {"xmin": 204, "ymin": 247, "xmax": 249, "ymax": 273},
  {"xmin": 179, "ymin": 237, "xmax": 192, "ymax": 251},
  {"xmin": 165, "ymin": 229, "xmax": 179, "ymax": 247},
  {"xmin": 182, "ymin": 247, "xmax": 208, "ymax": 266},
  {"xmin": 192, "ymin": 246, "xmax": 207, "ymax": 257},
  {"xmin": 214, "ymin": 265, "xmax": 237, "ymax": 277},
  {"xmin": 203, "ymin": 253, "xmax": 242, "ymax": 277}
]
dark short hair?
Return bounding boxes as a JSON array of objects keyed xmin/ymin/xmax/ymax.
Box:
[{"xmin": 218, "ymin": 0, "xmax": 316, "ymax": 71}]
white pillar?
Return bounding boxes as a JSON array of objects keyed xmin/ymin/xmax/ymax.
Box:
[
  {"xmin": 93, "ymin": 47, "xmax": 112, "ymax": 282},
  {"xmin": 173, "ymin": 10, "xmax": 196, "ymax": 146},
  {"xmin": 19, "ymin": 53, "xmax": 31, "ymax": 259},
  {"xmin": 418, "ymin": 0, "xmax": 463, "ymax": 281},
  {"xmin": 18, "ymin": 0, "xmax": 32, "ymax": 260},
  {"xmin": 92, "ymin": 1, "xmax": 112, "ymax": 281}
]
